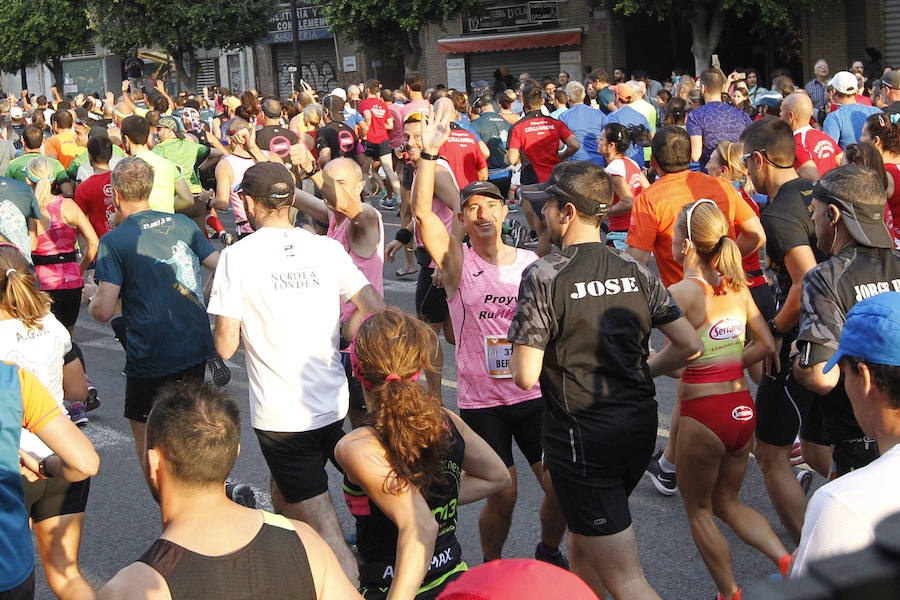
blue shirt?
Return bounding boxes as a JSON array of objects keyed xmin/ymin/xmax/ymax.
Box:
[
  {"xmin": 95, "ymin": 210, "xmax": 216, "ymax": 378},
  {"xmin": 469, "ymin": 112, "xmax": 512, "ymax": 178},
  {"xmin": 0, "ymin": 362, "xmax": 34, "ymax": 592},
  {"xmin": 823, "ymin": 103, "xmax": 883, "ymax": 150},
  {"xmin": 560, "ymin": 104, "xmax": 607, "ymax": 165},
  {"xmin": 606, "ymin": 106, "xmax": 650, "ymax": 167},
  {"xmin": 805, "ymin": 79, "xmax": 828, "ymax": 111},
  {"xmin": 685, "ymin": 101, "xmax": 752, "ymax": 171}
]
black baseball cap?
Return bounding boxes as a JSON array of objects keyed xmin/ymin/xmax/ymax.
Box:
[
  {"xmin": 237, "ymin": 162, "xmax": 294, "ymax": 205},
  {"xmin": 472, "ymin": 90, "xmax": 494, "ymax": 109},
  {"xmin": 460, "ymin": 180, "xmax": 505, "ymax": 207},
  {"xmin": 520, "ymin": 168, "xmax": 610, "ymax": 217},
  {"xmin": 812, "ymin": 180, "xmax": 893, "ymax": 248}
]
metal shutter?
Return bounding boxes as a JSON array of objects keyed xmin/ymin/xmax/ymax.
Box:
[
  {"xmin": 467, "ymin": 47, "xmax": 560, "ymax": 88},
  {"xmin": 886, "ymin": 0, "xmax": 900, "ymax": 67},
  {"xmin": 273, "ymin": 40, "xmax": 339, "ymax": 99},
  {"xmin": 195, "ymin": 58, "xmax": 218, "ymax": 94},
  {"xmin": 845, "ymin": 1, "xmax": 867, "ymax": 65}
]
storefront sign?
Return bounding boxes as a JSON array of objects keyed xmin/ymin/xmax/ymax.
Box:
[
  {"xmin": 465, "ymin": 1, "xmax": 559, "ymax": 32},
  {"xmin": 263, "ymin": 4, "xmax": 332, "ymax": 44},
  {"xmin": 343, "ymin": 56, "xmax": 357, "ymax": 72}
]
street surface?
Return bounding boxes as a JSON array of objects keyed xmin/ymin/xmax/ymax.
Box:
[{"xmin": 32, "ymin": 205, "xmax": 818, "ymax": 599}]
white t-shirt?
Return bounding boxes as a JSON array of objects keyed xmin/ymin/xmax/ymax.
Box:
[
  {"xmin": 207, "ymin": 227, "xmax": 369, "ymax": 432},
  {"xmin": 76, "ymin": 155, "xmax": 123, "ymax": 183},
  {"xmin": 792, "ymin": 443, "xmax": 900, "ymax": 576},
  {"xmin": 0, "ymin": 314, "xmax": 71, "ymax": 459}
]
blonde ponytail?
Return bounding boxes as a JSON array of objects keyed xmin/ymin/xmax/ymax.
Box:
[
  {"xmin": 0, "ymin": 246, "xmax": 51, "ymax": 329},
  {"xmin": 714, "ymin": 236, "xmax": 747, "ymax": 290},
  {"xmin": 26, "ymin": 157, "xmax": 55, "ymax": 213},
  {"xmin": 678, "ymin": 201, "xmax": 747, "ymax": 290}
]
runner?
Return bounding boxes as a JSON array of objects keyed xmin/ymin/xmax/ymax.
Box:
[
  {"xmin": 385, "ymin": 110, "xmax": 460, "ymax": 397},
  {"xmin": 359, "ymin": 80, "xmax": 401, "ymax": 209},
  {"xmin": 413, "ymin": 110, "xmax": 568, "ymax": 566},
  {"xmin": 207, "ymin": 162, "xmax": 384, "ymax": 582},
  {"xmin": 0, "ymin": 245, "xmax": 97, "ymax": 599},
  {"xmin": 73, "ymin": 135, "xmax": 117, "ymax": 239},
  {"xmin": 687, "ymin": 69, "xmax": 752, "ymax": 171},
  {"xmin": 119, "ymin": 116, "xmax": 194, "ymax": 214},
  {"xmin": 256, "ymin": 98, "xmax": 300, "ymax": 168},
  {"xmin": 89, "ymin": 157, "xmax": 219, "ymax": 479},
  {"xmin": 559, "ymin": 82, "xmax": 606, "ymax": 166},
  {"xmin": 290, "ymin": 155, "xmax": 385, "ymax": 428},
  {"xmin": 859, "ymin": 113, "xmax": 900, "ymax": 245},
  {"xmin": 97, "ymin": 380, "xmax": 362, "ymax": 600},
  {"xmin": 779, "ymin": 93, "xmax": 841, "ymax": 179},
  {"xmin": 823, "ymin": 71, "xmax": 881, "ymax": 150},
  {"xmin": 316, "ymin": 95, "xmax": 359, "ymax": 166},
  {"xmin": 507, "ymin": 84, "xmax": 580, "ymax": 256},
  {"xmin": 0, "ymin": 360, "xmax": 98, "ymax": 600},
  {"xmin": 5, "ymin": 126, "xmax": 69, "ymax": 192},
  {"xmin": 44, "ymin": 110, "xmax": 82, "ymax": 170},
  {"xmin": 509, "ymin": 160, "xmax": 701, "ymax": 599},
  {"xmin": 469, "ymin": 91, "xmax": 513, "ymax": 198},
  {"xmin": 598, "ymin": 123, "xmax": 649, "ymax": 250},
  {"xmin": 211, "ymin": 117, "xmax": 279, "ymax": 239},
  {"xmin": 336, "ymin": 310, "xmax": 510, "ymax": 599},
  {"xmin": 793, "ymin": 165, "xmax": 900, "ymax": 476},
  {"xmin": 740, "ymin": 116, "xmax": 829, "ymax": 544},
  {"xmin": 667, "ymin": 200, "xmax": 789, "ymax": 599},
  {"xmin": 26, "ymin": 158, "xmax": 98, "ymax": 335}
]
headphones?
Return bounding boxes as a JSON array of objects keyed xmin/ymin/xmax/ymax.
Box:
[{"xmin": 827, "ymin": 206, "xmax": 838, "ymax": 224}]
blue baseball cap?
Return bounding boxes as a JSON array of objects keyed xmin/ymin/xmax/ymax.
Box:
[{"xmin": 823, "ymin": 292, "xmax": 900, "ymax": 373}]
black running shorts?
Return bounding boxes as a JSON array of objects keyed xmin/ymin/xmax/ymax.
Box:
[
  {"xmin": 124, "ymin": 362, "xmax": 206, "ymax": 423},
  {"xmin": 363, "ymin": 140, "xmax": 391, "ymax": 159},
  {"xmin": 415, "ymin": 264, "xmax": 449, "ymax": 324},
  {"xmin": 254, "ymin": 420, "xmax": 346, "ymax": 503},
  {"xmin": 23, "ymin": 477, "xmax": 90, "ymax": 523},
  {"xmin": 459, "ymin": 398, "xmax": 544, "ymax": 468}
]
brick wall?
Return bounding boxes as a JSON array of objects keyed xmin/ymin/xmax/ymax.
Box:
[{"xmin": 801, "ymin": 0, "xmax": 884, "ymax": 82}]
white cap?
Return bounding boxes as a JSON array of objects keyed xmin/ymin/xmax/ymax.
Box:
[
  {"xmin": 330, "ymin": 87, "xmax": 347, "ymax": 100},
  {"xmin": 829, "ymin": 71, "xmax": 858, "ymax": 95},
  {"xmin": 9, "ymin": 106, "xmax": 23, "ymax": 120}
]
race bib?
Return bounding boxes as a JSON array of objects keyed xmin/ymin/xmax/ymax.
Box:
[{"xmin": 484, "ymin": 335, "xmax": 513, "ymax": 379}]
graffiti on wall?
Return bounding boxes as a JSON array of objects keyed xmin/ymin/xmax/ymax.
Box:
[{"xmin": 278, "ymin": 60, "xmax": 338, "ymax": 95}]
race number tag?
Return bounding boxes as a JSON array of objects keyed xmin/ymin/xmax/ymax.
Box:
[{"xmin": 484, "ymin": 335, "xmax": 513, "ymax": 379}]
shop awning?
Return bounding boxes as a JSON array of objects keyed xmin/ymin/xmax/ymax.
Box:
[{"xmin": 437, "ymin": 28, "xmax": 582, "ymax": 54}]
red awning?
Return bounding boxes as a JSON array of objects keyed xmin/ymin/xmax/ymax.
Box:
[{"xmin": 438, "ymin": 28, "xmax": 582, "ymax": 54}]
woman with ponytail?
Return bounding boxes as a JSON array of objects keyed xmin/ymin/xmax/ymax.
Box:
[
  {"xmin": 27, "ymin": 157, "xmax": 98, "ymax": 334},
  {"xmin": 336, "ymin": 310, "xmax": 510, "ymax": 600},
  {"xmin": 599, "ymin": 122, "xmax": 650, "ymax": 250},
  {"xmin": 668, "ymin": 200, "xmax": 788, "ymax": 600},
  {"xmin": 0, "ymin": 244, "xmax": 97, "ymax": 600},
  {"xmin": 860, "ymin": 113, "xmax": 900, "ymax": 247}
]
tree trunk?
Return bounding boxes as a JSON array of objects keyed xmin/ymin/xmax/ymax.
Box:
[
  {"xmin": 45, "ymin": 59, "xmax": 64, "ymax": 91},
  {"xmin": 688, "ymin": 1, "xmax": 725, "ymax": 76}
]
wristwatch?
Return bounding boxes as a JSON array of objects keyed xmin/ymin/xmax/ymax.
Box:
[
  {"xmin": 39, "ymin": 455, "xmax": 54, "ymax": 478},
  {"xmin": 420, "ymin": 151, "xmax": 439, "ymax": 161},
  {"xmin": 767, "ymin": 318, "xmax": 784, "ymax": 338}
]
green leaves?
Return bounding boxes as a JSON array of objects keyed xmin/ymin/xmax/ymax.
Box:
[{"xmin": 0, "ymin": 0, "xmax": 92, "ymax": 80}]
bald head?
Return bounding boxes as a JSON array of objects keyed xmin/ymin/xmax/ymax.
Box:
[
  {"xmin": 780, "ymin": 92, "xmax": 813, "ymax": 130},
  {"xmin": 323, "ymin": 156, "xmax": 363, "ymax": 182}
]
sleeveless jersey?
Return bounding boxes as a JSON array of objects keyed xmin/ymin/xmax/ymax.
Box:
[
  {"xmin": 604, "ymin": 156, "xmax": 641, "ymax": 232},
  {"xmin": 222, "ymin": 154, "xmax": 256, "ymax": 235},
  {"xmin": 343, "ymin": 418, "xmax": 467, "ymax": 594},
  {"xmin": 137, "ymin": 510, "xmax": 316, "ymax": 600},
  {"xmin": 448, "ymin": 245, "xmax": 541, "ymax": 409},
  {"xmin": 682, "ymin": 277, "xmax": 747, "ymax": 384},
  {"xmin": 326, "ymin": 209, "xmax": 385, "ymax": 322},
  {"xmin": 33, "ymin": 197, "xmax": 82, "ymax": 290},
  {"xmin": 414, "ymin": 158, "xmax": 459, "ymax": 249}
]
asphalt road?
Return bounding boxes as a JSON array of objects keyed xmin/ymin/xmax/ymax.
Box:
[{"xmin": 32, "ymin": 204, "xmax": 821, "ymax": 599}]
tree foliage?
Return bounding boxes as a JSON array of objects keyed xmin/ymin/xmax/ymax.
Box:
[
  {"xmin": 0, "ymin": 0, "xmax": 93, "ymax": 87},
  {"xmin": 322, "ymin": 0, "xmax": 480, "ymax": 72},
  {"xmin": 87, "ymin": 0, "xmax": 280, "ymax": 90},
  {"xmin": 613, "ymin": 0, "xmax": 836, "ymax": 75}
]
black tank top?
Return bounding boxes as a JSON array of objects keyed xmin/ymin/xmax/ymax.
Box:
[
  {"xmin": 138, "ymin": 510, "xmax": 316, "ymax": 599},
  {"xmin": 343, "ymin": 418, "xmax": 466, "ymax": 590}
]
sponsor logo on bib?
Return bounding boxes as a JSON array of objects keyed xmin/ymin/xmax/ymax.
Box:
[
  {"xmin": 732, "ymin": 405, "xmax": 754, "ymax": 421},
  {"xmin": 708, "ymin": 317, "xmax": 744, "ymax": 341}
]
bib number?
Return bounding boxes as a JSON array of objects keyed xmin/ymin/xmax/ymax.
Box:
[{"xmin": 485, "ymin": 335, "xmax": 513, "ymax": 379}]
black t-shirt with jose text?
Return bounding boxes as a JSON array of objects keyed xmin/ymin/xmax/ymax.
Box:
[{"xmin": 507, "ymin": 242, "xmax": 683, "ymax": 477}]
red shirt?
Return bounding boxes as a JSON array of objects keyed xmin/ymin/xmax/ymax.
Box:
[
  {"xmin": 793, "ymin": 127, "xmax": 840, "ymax": 175},
  {"xmin": 605, "ymin": 156, "xmax": 642, "ymax": 231},
  {"xmin": 508, "ymin": 111, "xmax": 573, "ymax": 183},
  {"xmin": 440, "ymin": 126, "xmax": 487, "ymax": 188},
  {"xmin": 73, "ymin": 171, "xmax": 115, "ymax": 238},
  {"xmin": 359, "ymin": 97, "xmax": 390, "ymax": 143}
]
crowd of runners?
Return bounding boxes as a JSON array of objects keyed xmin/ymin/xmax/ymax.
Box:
[{"xmin": 1, "ymin": 57, "xmax": 900, "ymax": 600}]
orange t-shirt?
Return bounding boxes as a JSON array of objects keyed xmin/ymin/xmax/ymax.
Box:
[
  {"xmin": 626, "ymin": 170, "xmax": 757, "ymax": 286},
  {"xmin": 13, "ymin": 363, "xmax": 62, "ymax": 433},
  {"xmin": 44, "ymin": 130, "xmax": 83, "ymax": 169}
]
